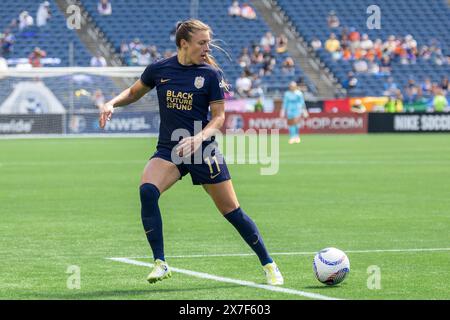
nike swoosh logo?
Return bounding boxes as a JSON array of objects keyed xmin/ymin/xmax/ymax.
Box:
[
  {"xmin": 210, "ymin": 173, "xmax": 220, "ymax": 179},
  {"xmin": 145, "ymin": 229, "xmax": 154, "ymax": 234},
  {"xmin": 160, "ymin": 79, "xmax": 170, "ymax": 83}
]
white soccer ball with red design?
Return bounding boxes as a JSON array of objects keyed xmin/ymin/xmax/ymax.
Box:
[{"xmin": 313, "ymin": 247, "xmax": 350, "ymax": 285}]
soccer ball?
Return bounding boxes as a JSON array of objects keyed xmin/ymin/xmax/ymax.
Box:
[{"xmin": 313, "ymin": 247, "xmax": 350, "ymax": 285}]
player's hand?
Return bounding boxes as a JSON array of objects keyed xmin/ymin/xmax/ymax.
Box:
[
  {"xmin": 176, "ymin": 135, "xmax": 203, "ymax": 158},
  {"xmin": 99, "ymin": 103, "xmax": 114, "ymax": 129}
]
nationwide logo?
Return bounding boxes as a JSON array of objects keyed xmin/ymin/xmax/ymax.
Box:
[{"xmin": 0, "ymin": 119, "xmax": 34, "ymax": 133}]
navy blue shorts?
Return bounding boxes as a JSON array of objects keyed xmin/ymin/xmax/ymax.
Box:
[{"xmin": 150, "ymin": 145, "xmax": 231, "ymax": 185}]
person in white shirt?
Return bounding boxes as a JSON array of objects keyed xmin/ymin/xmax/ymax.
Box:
[
  {"xmin": 236, "ymin": 72, "xmax": 252, "ymax": 97},
  {"xmin": 228, "ymin": 1, "xmax": 241, "ymax": 17},
  {"xmin": 97, "ymin": 0, "xmax": 112, "ymax": 16},
  {"xmin": 19, "ymin": 11, "xmax": 34, "ymax": 30},
  {"xmin": 90, "ymin": 53, "xmax": 107, "ymax": 67},
  {"xmin": 36, "ymin": 1, "xmax": 51, "ymax": 27}
]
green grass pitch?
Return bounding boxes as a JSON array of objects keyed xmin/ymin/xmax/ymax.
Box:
[{"xmin": 0, "ymin": 134, "xmax": 449, "ymax": 300}]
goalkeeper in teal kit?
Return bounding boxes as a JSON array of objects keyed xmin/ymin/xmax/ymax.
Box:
[{"xmin": 281, "ymin": 81, "xmax": 309, "ymax": 144}]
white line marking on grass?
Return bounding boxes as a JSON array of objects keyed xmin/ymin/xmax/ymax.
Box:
[
  {"xmin": 107, "ymin": 257, "xmax": 340, "ymax": 301},
  {"xmin": 123, "ymin": 247, "xmax": 450, "ymax": 259}
]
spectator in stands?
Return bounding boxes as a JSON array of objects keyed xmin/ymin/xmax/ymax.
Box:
[
  {"xmin": 380, "ymin": 56, "xmax": 392, "ymax": 74},
  {"xmin": 36, "ymin": 1, "xmax": 51, "ymax": 28},
  {"xmin": 343, "ymin": 71, "xmax": 358, "ymax": 94},
  {"xmin": 120, "ymin": 40, "xmax": 129, "ymax": 56},
  {"xmin": 310, "ymin": 37, "xmax": 322, "ymax": 50},
  {"xmin": 236, "ymin": 72, "xmax": 252, "ymax": 97},
  {"xmin": 129, "ymin": 38, "xmax": 144, "ymax": 52},
  {"xmin": 148, "ymin": 45, "xmax": 162, "ymax": 62},
  {"xmin": 325, "ymin": 33, "xmax": 340, "ymax": 53},
  {"xmin": 282, "ymin": 56, "xmax": 295, "ymax": 75},
  {"xmin": 341, "ymin": 44, "xmax": 352, "ymax": 60},
  {"xmin": 241, "ymin": 3, "xmax": 256, "ymax": 19},
  {"xmin": 254, "ymin": 97, "xmax": 264, "ymax": 112},
  {"xmin": 19, "ymin": 11, "xmax": 34, "ymax": 31},
  {"xmin": 348, "ymin": 27, "xmax": 360, "ymax": 50},
  {"xmin": 432, "ymin": 88, "xmax": 448, "ymax": 112},
  {"xmin": 383, "ymin": 77, "xmax": 398, "ymax": 97},
  {"xmin": 259, "ymin": 47, "xmax": 276, "ymax": 76},
  {"xmin": 327, "ymin": 10, "xmax": 340, "ymax": 29},
  {"xmin": 384, "ymin": 89, "xmax": 404, "ymax": 113},
  {"xmin": 93, "ymin": 89, "xmax": 105, "ymax": 109},
  {"xmin": 440, "ymin": 76, "xmax": 449, "ymax": 94},
  {"xmin": 260, "ymin": 32, "xmax": 275, "ymax": 50},
  {"xmin": 98, "ymin": 0, "xmax": 112, "ymax": 16},
  {"xmin": 90, "ymin": 52, "xmax": 107, "ymax": 67},
  {"xmin": 0, "ymin": 30, "xmax": 15, "ymax": 57},
  {"xmin": 28, "ymin": 47, "xmax": 46, "ymax": 67},
  {"xmin": 275, "ymin": 34, "xmax": 288, "ymax": 54},
  {"xmin": 238, "ymin": 47, "xmax": 251, "ymax": 68},
  {"xmin": 163, "ymin": 49, "xmax": 175, "ymax": 59},
  {"xmin": 138, "ymin": 48, "xmax": 152, "ymax": 66},
  {"xmin": 367, "ymin": 55, "xmax": 380, "ymax": 74},
  {"xmin": 250, "ymin": 74, "xmax": 264, "ymax": 98},
  {"xmin": 250, "ymin": 45, "xmax": 264, "ymax": 64},
  {"xmin": 403, "ymin": 79, "xmax": 420, "ymax": 104},
  {"xmin": 228, "ymin": 1, "xmax": 241, "ymax": 17},
  {"xmin": 360, "ymin": 33, "xmax": 373, "ymax": 52},
  {"xmin": 351, "ymin": 99, "xmax": 366, "ymax": 113},
  {"xmin": 421, "ymin": 77, "xmax": 433, "ymax": 97},
  {"xmin": 353, "ymin": 59, "xmax": 368, "ymax": 73}
]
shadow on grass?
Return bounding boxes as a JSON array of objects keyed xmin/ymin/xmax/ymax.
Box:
[
  {"xmin": 24, "ymin": 284, "xmax": 243, "ymax": 299},
  {"xmin": 302, "ymin": 285, "xmax": 345, "ymax": 290}
]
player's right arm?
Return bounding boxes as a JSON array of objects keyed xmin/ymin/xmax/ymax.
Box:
[{"xmin": 99, "ymin": 79, "xmax": 150, "ymax": 129}]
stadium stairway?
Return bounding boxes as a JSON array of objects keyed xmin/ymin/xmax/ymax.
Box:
[
  {"xmin": 53, "ymin": 0, "xmax": 123, "ymax": 67},
  {"xmin": 250, "ymin": 0, "xmax": 344, "ymax": 99}
]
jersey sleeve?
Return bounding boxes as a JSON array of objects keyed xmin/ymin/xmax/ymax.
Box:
[
  {"xmin": 208, "ymin": 69, "xmax": 225, "ymax": 104},
  {"xmin": 140, "ymin": 63, "xmax": 157, "ymax": 89}
]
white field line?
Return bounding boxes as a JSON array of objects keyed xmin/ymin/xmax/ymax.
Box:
[
  {"xmin": 122, "ymin": 247, "xmax": 450, "ymax": 260},
  {"xmin": 1, "ymin": 160, "xmax": 449, "ymax": 167},
  {"xmin": 107, "ymin": 257, "xmax": 340, "ymax": 301}
]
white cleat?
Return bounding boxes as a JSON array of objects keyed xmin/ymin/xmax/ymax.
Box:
[
  {"xmin": 147, "ymin": 259, "xmax": 172, "ymax": 284},
  {"xmin": 263, "ymin": 261, "xmax": 284, "ymax": 285}
]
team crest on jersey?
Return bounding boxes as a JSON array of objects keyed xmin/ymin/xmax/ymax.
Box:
[{"xmin": 194, "ymin": 76, "xmax": 205, "ymax": 89}]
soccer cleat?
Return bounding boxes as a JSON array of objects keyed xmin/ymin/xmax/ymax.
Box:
[
  {"xmin": 294, "ymin": 137, "xmax": 301, "ymax": 143},
  {"xmin": 147, "ymin": 259, "xmax": 172, "ymax": 284},
  {"xmin": 288, "ymin": 138, "xmax": 295, "ymax": 144},
  {"xmin": 263, "ymin": 261, "xmax": 284, "ymax": 285}
]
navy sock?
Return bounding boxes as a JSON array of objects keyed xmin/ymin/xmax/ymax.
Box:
[
  {"xmin": 139, "ymin": 183, "xmax": 165, "ymax": 261},
  {"xmin": 224, "ymin": 207, "xmax": 273, "ymax": 266}
]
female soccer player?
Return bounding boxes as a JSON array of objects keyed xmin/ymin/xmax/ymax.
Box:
[
  {"xmin": 280, "ymin": 81, "xmax": 309, "ymax": 144},
  {"xmin": 98, "ymin": 19, "xmax": 283, "ymax": 285}
]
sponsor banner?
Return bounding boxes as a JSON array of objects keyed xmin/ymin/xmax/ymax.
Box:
[
  {"xmin": 66, "ymin": 111, "xmax": 160, "ymax": 134},
  {"xmin": 0, "ymin": 114, "xmax": 63, "ymax": 134},
  {"xmin": 349, "ymin": 97, "xmax": 388, "ymax": 112},
  {"xmin": 224, "ymin": 112, "xmax": 368, "ymax": 134},
  {"xmin": 323, "ymin": 98, "xmax": 350, "ymax": 113},
  {"xmin": 369, "ymin": 113, "xmax": 450, "ymax": 132}
]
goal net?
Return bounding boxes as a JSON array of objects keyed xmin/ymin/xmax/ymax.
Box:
[{"xmin": 0, "ymin": 67, "xmax": 160, "ymax": 136}]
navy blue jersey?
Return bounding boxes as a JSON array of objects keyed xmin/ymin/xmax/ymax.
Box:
[{"xmin": 140, "ymin": 55, "xmax": 225, "ymax": 149}]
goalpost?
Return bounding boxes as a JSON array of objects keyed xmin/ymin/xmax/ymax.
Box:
[{"xmin": 0, "ymin": 67, "xmax": 160, "ymax": 137}]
